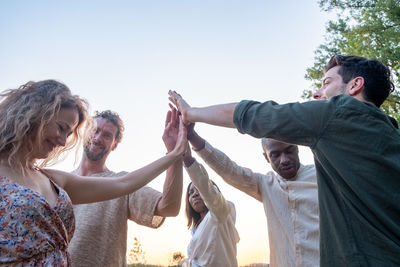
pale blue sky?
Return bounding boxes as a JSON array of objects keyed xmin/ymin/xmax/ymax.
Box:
[{"xmin": 1, "ymin": 1, "xmax": 331, "ymax": 265}]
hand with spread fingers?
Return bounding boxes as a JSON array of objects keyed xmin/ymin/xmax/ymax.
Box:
[{"xmin": 168, "ymin": 90, "xmax": 237, "ymax": 128}]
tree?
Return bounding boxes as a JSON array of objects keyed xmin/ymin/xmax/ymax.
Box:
[
  {"xmin": 128, "ymin": 237, "xmax": 146, "ymax": 265},
  {"xmin": 169, "ymin": 251, "xmax": 185, "ymax": 266},
  {"xmin": 304, "ymin": 0, "xmax": 400, "ymax": 123}
]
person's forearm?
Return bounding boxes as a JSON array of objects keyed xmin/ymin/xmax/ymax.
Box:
[
  {"xmin": 183, "ymin": 154, "xmax": 195, "ymax": 167},
  {"xmin": 197, "ymin": 142, "xmax": 262, "ymax": 202},
  {"xmin": 154, "ymin": 160, "xmax": 183, "ymax": 217},
  {"xmin": 186, "ymin": 161, "xmax": 230, "ymax": 221},
  {"xmin": 187, "ymin": 103, "xmax": 238, "ymax": 128},
  {"xmin": 187, "ymin": 130, "xmax": 205, "ymax": 151},
  {"xmin": 64, "ymin": 152, "xmax": 182, "ymax": 204}
]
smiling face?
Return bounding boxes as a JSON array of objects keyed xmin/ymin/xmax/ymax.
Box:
[
  {"xmin": 263, "ymin": 139, "xmax": 300, "ymax": 180},
  {"xmin": 37, "ymin": 107, "xmax": 79, "ymax": 159},
  {"xmin": 84, "ymin": 117, "xmax": 118, "ymax": 161},
  {"xmin": 188, "ymin": 183, "xmax": 208, "ymax": 214},
  {"xmin": 313, "ymin": 65, "xmax": 349, "ymax": 100}
]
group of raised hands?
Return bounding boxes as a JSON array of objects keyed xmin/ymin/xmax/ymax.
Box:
[
  {"xmin": 163, "ymin": 89, "xmax": 233, "ymax": 164},
  {"xmin": 162, "ymin": 90, "xmax": 195, "ymax": 162}
]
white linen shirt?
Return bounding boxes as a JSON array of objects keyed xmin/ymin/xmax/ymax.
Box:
[
  {"xmin": 184, "ymin": 160, "xmax": 240, "ymax": 267},
  {"xmin": 197, "ymin": 141, "xmax": 319, "ymax": 267}
]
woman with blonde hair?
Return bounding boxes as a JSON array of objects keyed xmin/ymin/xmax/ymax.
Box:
[{"xmin": 0, "ymin": 80, "xmax": 187, "ymax": 265}]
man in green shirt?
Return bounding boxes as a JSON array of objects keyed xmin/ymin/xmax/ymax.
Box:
[{"xmin": 168, "ymin": 55, "xmax": 400, "ymax": 266}]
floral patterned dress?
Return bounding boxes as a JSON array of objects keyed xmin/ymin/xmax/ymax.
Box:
[{"xmin": 0, "ymin": 175, "xmax": 75, "ymax": 266}]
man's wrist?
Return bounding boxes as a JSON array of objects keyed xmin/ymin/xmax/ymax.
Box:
[
  {"xmin": 189, "ymin": 138, "xmax": 205, "ymax": 151},
  {"xmin": 183, "ymin": 156, "xmax": 195, "ymax": 167}
]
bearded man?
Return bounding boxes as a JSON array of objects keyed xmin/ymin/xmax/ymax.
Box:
[{"xmin": 69, "ymin": 110, "xmax": 183, "ymax": 267}]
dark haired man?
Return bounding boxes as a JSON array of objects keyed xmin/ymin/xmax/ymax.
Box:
[
  {"xmin": 312, "ymin": 55, "xmax": 394, "ymax": 106},
  {"xmin": 185, "ymin": 124, "xmax": 319, "ymax": 267},
  {"xmin": 169, "ymin": 55, "xmax": 400, "ymax": 266},
  {"xmin": 69, "ymin": 110, "xmax": 183, "ymax": 267},
  {"xmin": 313, "ymin": 55, "xmax": 399, "ymax": 129}
]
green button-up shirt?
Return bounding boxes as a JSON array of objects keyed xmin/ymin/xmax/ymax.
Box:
[{"xmin": 234, "ymin": 94, "xmax": 400, "ymax": 266}]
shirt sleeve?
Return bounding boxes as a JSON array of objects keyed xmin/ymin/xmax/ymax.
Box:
[
  {"xmin": 233, "ymin": 99, "xmax": 335, "ymax": 147},
  {"xmin": 185, "ymin": 159, "xmax": 232, "ymax": 222},
  {"xmin": 196, "ymin": 141, "xmax": 266, "ymax": 202},
  {"xmin": 127, "ymin": 186, "xmax": 165, "ymax": 228}
]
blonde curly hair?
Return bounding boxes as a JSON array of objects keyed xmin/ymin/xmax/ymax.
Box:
[{"xmin": 0, "ymin": 79, "xmax": 89, "ymax": 170}]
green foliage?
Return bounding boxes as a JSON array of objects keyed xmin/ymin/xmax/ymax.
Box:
[
  {"xmin": 304, "ymin": 0, "xmax": 400, "ymax": 122},
  {"xmin": 169, "ymin": 251, "xmax": 185, "ymax": 266},
  {"xmin": 172, "ymin": 251, "xmax": 185, "ymax": 262}
]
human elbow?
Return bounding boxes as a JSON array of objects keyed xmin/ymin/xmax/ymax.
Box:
[{"xmin": 156, "ymin": 200, "xmax": 181, "ymax": 217}]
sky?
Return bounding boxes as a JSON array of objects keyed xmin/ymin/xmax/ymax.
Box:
[{"xmin": 0, "ymin": 1, "xmax": 331, "ymax": 265}]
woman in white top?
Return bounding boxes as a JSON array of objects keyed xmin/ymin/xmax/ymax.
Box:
[{"xmin": 181, "ymin": 133, "xmax": 240, "ymax": 267}]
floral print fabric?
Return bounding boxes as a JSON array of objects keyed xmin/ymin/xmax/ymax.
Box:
[{"xmin": 0, "ymin": 175, "xmax": 75, "ymax": 266}]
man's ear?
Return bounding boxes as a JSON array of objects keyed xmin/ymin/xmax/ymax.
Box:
[
  {"xmin": 111, "ymin": 142, "xmax": 119, "ymax": 151},
  {"xmin": 347, "ymin": 76, "xmax": 365, "ymax": 97},
  {"xmin": 263, "ymin": 152, "xmax": 270, "ymax": 163}
]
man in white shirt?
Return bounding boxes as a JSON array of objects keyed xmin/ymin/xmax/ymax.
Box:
[
  {"xmin": 69, "ymin": 110, "xmax": 183, "ymax": 267},
  {"xmin": 186, "ymin": 124, "xmax": 319, "ymax": 267}
]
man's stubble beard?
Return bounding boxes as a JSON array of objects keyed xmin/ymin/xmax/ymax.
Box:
[{"xmin": 84, "ymin": 143, "xmax": 109, "ymax": 161}]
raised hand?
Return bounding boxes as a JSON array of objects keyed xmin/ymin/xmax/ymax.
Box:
[
  {"xmin": 162, "ymin": 106, "xmax": 179, "ymax": 152},
  {"xmin": 170, "ymin": 117, "xmax": 188, "ymax": 157},
  {"xmin": 168, "ymin": 90, "xmax": 192, "ymax": 125}
]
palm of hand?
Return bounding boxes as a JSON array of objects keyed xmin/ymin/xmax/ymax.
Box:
[{"xmin": 163, "ymin": 125, "xmax": 178, "ymax": 152}]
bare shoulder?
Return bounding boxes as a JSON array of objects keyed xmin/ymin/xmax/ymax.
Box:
[{"xmin": 42, "ymin": 168, "xmax": 75, "ymax": 188}]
